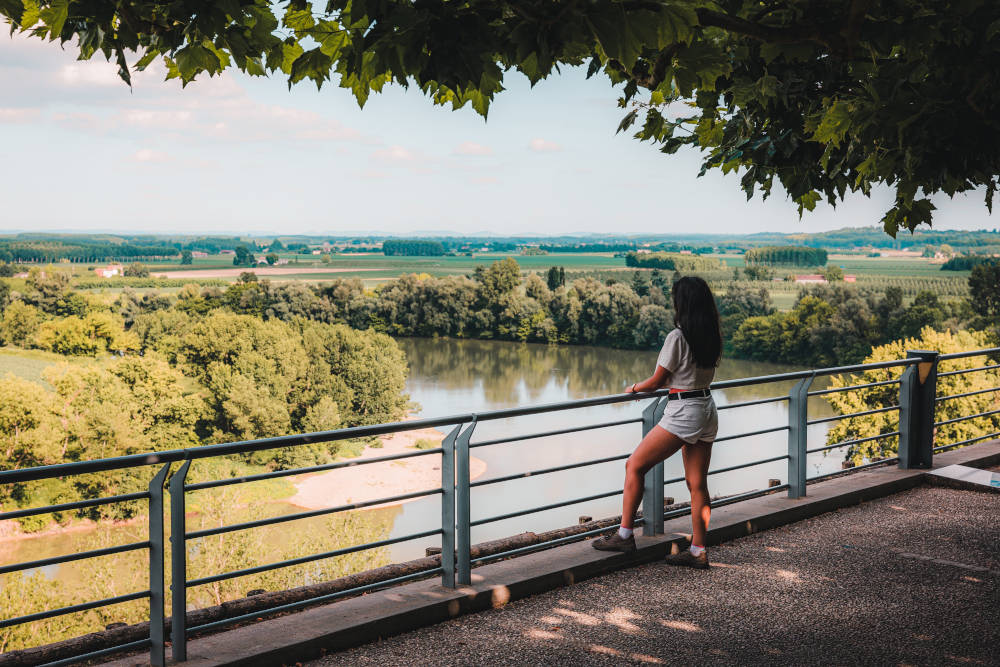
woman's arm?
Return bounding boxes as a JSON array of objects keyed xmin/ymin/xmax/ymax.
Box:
[{"xmin": 627, "ymin": 365, "xmax": 670, "ymax": 393}]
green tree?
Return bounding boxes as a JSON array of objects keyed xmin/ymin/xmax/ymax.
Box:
[
  {"xmin": 968, "ymin": 263, "xmax": 1000, "ymax": 326},
  {"xmin": 823, "ymin": 265, "xmax": 845, "ymax": 282},
  {"xmin": 0, "ymin": 301, "xmax": 42, "ymax": 347},
  {"xmin": 546, "ymin": 266, "xmax": 566, "ymax": 290},
  {"xmin": 8, "ymin": 2, "xmax": 997, "ymax": 232},
  {"xmin": 23, "ymin": 269, "xmax": 85, "ymax": 316},
  {"xmin": 266, "ymin": 252, "xmax": 280, "ymax": 265},
  {"xmin": 122, "ymin": 262, "xmax": 149, "ymax": 277},
  {"xmin": 180, "ymin": 249, "xmax": 193, "ymax": 265},
  {"xmin": 825, "ymin": 328, "xmax": 1000, "ymax": 465},
  {"xmin": 233, "ymin": 245, "xmax": 256, "ymax": 267}
]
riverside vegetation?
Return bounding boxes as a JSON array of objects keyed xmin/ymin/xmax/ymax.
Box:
[{"xmin": 0, "ymin": 260, "xmax": 998, "ymax": 651}]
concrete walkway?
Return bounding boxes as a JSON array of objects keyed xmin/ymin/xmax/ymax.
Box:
[{"xmin": 311, "ymin": 485, "xmax": 999, "ymax": 666}]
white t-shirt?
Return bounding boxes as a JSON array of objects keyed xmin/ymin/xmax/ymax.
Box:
[{"xmin": 656, "ymin": 328, "xmax": 716, "ymax": 390}]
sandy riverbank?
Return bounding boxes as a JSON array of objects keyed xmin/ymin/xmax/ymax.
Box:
[{"xmin": 287, "ymin": 422, "xmax": 487, "ymax": 511}]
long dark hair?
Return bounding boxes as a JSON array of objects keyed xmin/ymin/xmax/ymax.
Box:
[{"xmin": 672, "ymin": 276, "xmax": 722, "ymax": 368}]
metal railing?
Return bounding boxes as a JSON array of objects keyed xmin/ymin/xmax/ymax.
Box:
[{"xmin": 1, "ymin": 347, "xmax": 998, "ymax": 666}]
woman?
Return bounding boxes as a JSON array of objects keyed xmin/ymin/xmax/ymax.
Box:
[{"xmin": 592, "ymin": 276, "xmax": 721, "ymax": 569}]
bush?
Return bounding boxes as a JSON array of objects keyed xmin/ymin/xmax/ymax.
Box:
[{"xmin": 413, "ymin": 438, "xmax": 440, "ymax": 450}]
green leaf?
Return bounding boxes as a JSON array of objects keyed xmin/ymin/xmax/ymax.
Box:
[
  {"xmin": 283, "ymin": 3, "xmax": 315, "ymax": 32},
  {"xmin": 0, "ymin": 0, "xmax": 25, "ymax": 25},
  {"xmin": 38, "ymin": 0, "xmax": 67, "ymax": 40},
  {"xmin": 617, "ymin": 109, "xmax": 638, "ymax": 134},
  {"xmin": 280, "ymin": 41, "xmax": 304, "ymax": 75},
  {"xmin": 134, "ymin": 50, "xmax": 158, "ymax": 71},
  {"xmin": 18, "ymin": 0, "xmax": 38, "ymax": 28},
  {"xmin": 173, "ymin": 42, "xmax": 222, "ymax": 84},
  {"xmin": 288, "ymin": 47, "xmax": 333, "ymax": 89},
  {"xmin": 314, "ymin": 20, "xmax": 347, "ymax": 57},
  {"xmin": 810, "ymin": 100, "xmax": 852, "ymax": 147}
]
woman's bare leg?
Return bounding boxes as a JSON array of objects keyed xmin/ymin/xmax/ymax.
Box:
[
  {"xmin": 621, "ymin": 426, "xmax": 686, "ymax": 530},
  {"xmin": 681, "ymin": 440, "xmax": 713, "ymax": 547}
]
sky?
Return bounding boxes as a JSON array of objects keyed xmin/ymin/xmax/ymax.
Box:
[{"xmin": 1, "ymin": 31, "xmax": 997, "ymax": 238}]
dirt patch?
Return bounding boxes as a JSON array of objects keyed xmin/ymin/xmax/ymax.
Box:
[{"xmin": 288, "ymin": 422, "xmax": 487, "ymax": 511}]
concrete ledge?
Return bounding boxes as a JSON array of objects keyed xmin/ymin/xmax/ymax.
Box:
[{"xmin": 103, "ymin": 440, "xmax": 1000, "ymax": 667}]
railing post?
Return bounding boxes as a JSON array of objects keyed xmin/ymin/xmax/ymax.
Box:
[
  {"xmin": 169, "ymin": 460, "xmax": 192, "ymax": 662},
  {"xmin": 788, "ymin": 376, "xmax": 814, "ymax": 499},
  {"xmin": 440, "ymin": 425, "xmax": 461, "ymax": 588},
  {"xmin": 899, "ymin": 350, "xmax": 939, "ymax": 469},
  {"xmin": 642, "ymin": 397, "xmax": 667, "ymax": 536},
  {"xmin": 456, "ymin": 419, "xmax": 476, "ymax": 586},
  {"xmin": 148, "ymin": 464, "xmax": 170, "ymax": 667}
]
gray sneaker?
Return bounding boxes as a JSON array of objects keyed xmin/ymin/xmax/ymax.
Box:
[
  {"xmin": 665, "ymin": 548, "xmax": 709, "ymax": 569},
  {"xmin": 591, "ymin": 531, "xmax": 636, "ymax": 553}
]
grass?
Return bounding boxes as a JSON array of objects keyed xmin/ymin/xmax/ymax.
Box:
[{"xmin": 0, "ymin": 347, "xmax": 77, "ymax": 388}]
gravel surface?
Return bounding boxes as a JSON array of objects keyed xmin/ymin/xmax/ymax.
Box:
[{"xmin": 309, "ymin": 486, "xmax": 999, "ymax": 666}]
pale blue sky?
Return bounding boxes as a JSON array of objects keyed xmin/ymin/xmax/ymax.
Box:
[{"xmin": 1, "ymin": 32, "xmax": 997, "ymax": 237}]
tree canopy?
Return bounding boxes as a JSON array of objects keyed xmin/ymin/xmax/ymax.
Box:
[{"xmin": 4, "ymin": 1, "xmax": 1000, "ymax": 234}]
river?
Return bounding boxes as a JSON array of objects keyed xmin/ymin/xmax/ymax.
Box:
[{"xmin": 384, "ymin": 337, "xmax": 837, "ymax": 560}]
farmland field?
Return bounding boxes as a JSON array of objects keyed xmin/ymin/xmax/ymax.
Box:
[{"xmin": 58, "ymin": 250, "xmax": 973, "ymax": 309}]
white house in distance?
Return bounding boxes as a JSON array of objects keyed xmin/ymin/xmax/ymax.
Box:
[{"xmin": 94, "ymin": 264, "xmax": 124, "ymax": 278}]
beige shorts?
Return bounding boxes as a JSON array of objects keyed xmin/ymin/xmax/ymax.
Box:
[{"xmin": 658, "ymin": 396, "xmax": 718, "ymax": 444}]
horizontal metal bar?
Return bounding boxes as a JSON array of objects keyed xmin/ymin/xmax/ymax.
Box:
[
  {"xmin": 470, "ymin": 417, "xmax": 642, "ymax": 449},
  {"xmin": 932, "ymin": 431, "xmax": 1000, "ymax": 452},
  {"xmin": 0, "ymin": 416, "xmax": 472, "ymax": 485},
  {"xmin": 187, "ymin": 487, "xmax": 443, "ymax": 539},
  {"xmin": 935, "ymin": 386, "xmax": 1000, "ymax": 402},
  {"xmin": 937, "ymin": 347, "xmax": 1000, "ymax": 361},
  {"xmin": 807, "ymin": 378, "xmax": 901, "ymax": 396},
  {"xmin": 808, "ymin": 458, "xmax": 899, "ymax": 483},
  {"xmin": 0, "ymin": 540, "xmax": 150, "ymax": 576},
  {"xmin": 807, "ymin": 404, "xmax": 899, "ymax": 425},
  {"xmin": 5, "ymin": 349, "xmax": 994, "ymax": 488},
  {"xmin": 0, "ymin": 591, "xmax": 150, "ymax": 629},
  {"xmin": 806, "ymin": 431, "xmax": 900, "ymax": 455},
  {"xmin": 470, "ymin": 489, "xmax": 623, "ymax": 527},
  {"xmin": 38, "ymin": 638, "xmax": 152, "ymax": 667},
  {"xmin": 187, "ymin": 529, "xmax": 442, "ymax": 587},
  {"xmin": 187, "ymin": 567, "xmax": 444, "ymax": 636},
  {"xmin": 0, "ymin": 491, "xmax": 150, "ymax": 521},
  {"xmin": 938, "ymin": 364, "xmax": 1000, "ymax": 377},
  {"xmin": 716, "ymin": 395, "xmax": 789, "ymax": 411},
  {"xmin": 707, "ymin": 454, "xmax": 789, "ymax": 477},
  {"xmin": 185, "ymin": 448, "xmax": 444, "ymax": 491},
  {"xmin": 713, "ymin": 424, "xmax": 789, "ymax": 443},
  {"xmin": 470, "ymin": 453, "xmax": 631, "ymax": 488},
  {"xmin": 470, "ymin": 525, "xmax": 620, "ymax": 565},
  {"xmin": 710, "ymin": 485, "xmax": 790, "ymax": 508},
  {"xmin": 933, "ymin": 408, "xmax": 1000, "ymax": 428}
]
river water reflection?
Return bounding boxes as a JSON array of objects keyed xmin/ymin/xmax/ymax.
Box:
[{"xmin": 387, "ymin": 337, "xmax": 839, "ymax": 560}]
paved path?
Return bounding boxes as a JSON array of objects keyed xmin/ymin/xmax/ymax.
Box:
[{"xmin": 310, "ymin": 486, "xmax": 999, "ymax": 666}]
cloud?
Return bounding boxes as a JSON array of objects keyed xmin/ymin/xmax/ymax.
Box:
[
  {"xmin": 372, "ymin": 145, "xmax": 415, "ymax": 162},
  {"xmin": 454, "ymin": 141, "xmax": 492, "ymax": 156},
  {"xmin": 59, "ymin": 62, "xmax": 125, "ymax": 87},
  {"xmin": 131, "ymin": 149, "xmax": 170, "ymax": 163},
  {"xmin": 0, "ymin": 107, "xmax": 41, "ymax": 122},
  {"xmin": 529, "ymin": 138, "xmax": 561, "ymax": 152},
  {"xmin": 470, "ymin": 176, "xmax": 499, "ymax": 185}
]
